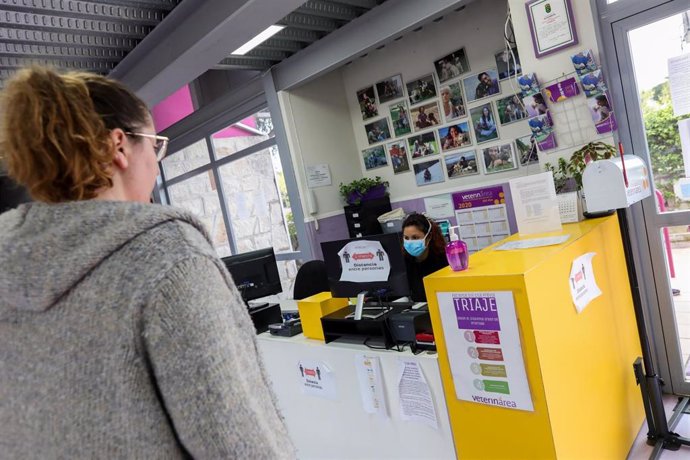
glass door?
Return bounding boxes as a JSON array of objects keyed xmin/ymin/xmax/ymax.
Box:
[{"xmin": 611, "ymin": 2, "xmax": 690, "ymax": 395}]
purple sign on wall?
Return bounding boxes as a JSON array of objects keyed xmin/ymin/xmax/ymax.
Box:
[
  {"xmin": 453, "ymin": 296, "xmax": 501, "ymax": 331},
  {"xmin": 452, "ymin": 186, "xmax": 505, "ymax": 210}
]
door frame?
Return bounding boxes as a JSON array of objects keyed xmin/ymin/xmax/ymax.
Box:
[{"xmin": 594, "ymin": 0, "xmax": 690, "ymax": 395}]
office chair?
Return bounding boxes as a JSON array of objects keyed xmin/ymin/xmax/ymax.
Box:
[{"xmin": 293, "ymin": 260, "xmax": 329, "ymax": 300}]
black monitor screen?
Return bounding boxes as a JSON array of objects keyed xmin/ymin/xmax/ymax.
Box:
[
  {"xmin": 222, "ymin": 247, "xmax": 282, "ymax": 302},
  {"xmin": 321, "ymin": 233, "xmax": 409, "ymax": 298}
]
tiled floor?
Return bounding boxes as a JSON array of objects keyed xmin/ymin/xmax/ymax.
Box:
[{"xmin": 627, "ymin": 395, "xmax": 690, "ymax": 459}]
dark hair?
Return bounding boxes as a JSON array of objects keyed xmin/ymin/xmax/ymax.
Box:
[
  {"xmin": 478, "ymin": 72, "xmax": 489, "ymax": 81},
  {"xmin": 595, "ymin": 94, "xmax": 609, "ymax": 107},
  {"xmin": 534, "ymin": 93, "xmax": 545, "ymax": 104},
  {"xmin": 0, "ymin": 66, "xmax": 150, "ymax": 202},
  {"xmin": 402, "ymin": 212, "xmax": 445, "ymax": 256}
]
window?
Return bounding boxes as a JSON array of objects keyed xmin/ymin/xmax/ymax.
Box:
[{"xmin": 158, "ymin": 107, "xmax": 306, "ymax": 298}]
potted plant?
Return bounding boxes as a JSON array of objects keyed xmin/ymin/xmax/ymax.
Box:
[{"xmin": 339, "ymin": 176, "xmax": 389, "ymax": 206}]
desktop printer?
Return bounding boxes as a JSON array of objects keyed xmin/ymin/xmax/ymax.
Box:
[{"xmin": 389, "ymin": 306, "xmax": 432, "ymax": 344}]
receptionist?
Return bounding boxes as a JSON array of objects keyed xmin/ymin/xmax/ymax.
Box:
[{"xmin": 402, "ymin": 213, "xmax": 449, "ymax": 302}]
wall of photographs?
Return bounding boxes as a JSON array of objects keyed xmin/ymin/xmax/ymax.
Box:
[{"xmin": 341, "ymin": 0, "xmax": 609, "ymax": 204}]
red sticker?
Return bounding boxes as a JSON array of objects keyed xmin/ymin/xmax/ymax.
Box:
[
  {"xmin": 474, "ymin": 331, "xmax": 500, "ymax": 345},
  {"xmin": 477, "ymin": 347, "xmax": 504, "ymax": 361}
]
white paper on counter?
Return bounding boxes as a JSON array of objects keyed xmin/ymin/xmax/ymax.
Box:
[
  {"xmin": 569, "ymin": 252, "xmax": 602, "ymax": 313},
  {"xmin": 398, "ymin": 359, "xmax": 438, "ymax": 429},
  {"xmin": 298, "ymin": 360, "xmax": 337, "ymax": 400},
  {"xmin": 494, "ymin": 235, "xmax": 570, "ymax": 251},
  {"xmin": 509, "ymin": 172, "xmax": 562, "ymax": 235},
  {"xmin": 355, "ymin": 354, "xmax": 389, "ymax": 417}
]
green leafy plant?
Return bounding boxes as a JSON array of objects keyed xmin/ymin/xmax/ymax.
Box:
[
  {"xmin": 339, "ymin": 176, "xmax": 389, "ymax": 205},
  {"xmin": 545, "ymin": 141, "xmax": 617, "ymax": 193}
]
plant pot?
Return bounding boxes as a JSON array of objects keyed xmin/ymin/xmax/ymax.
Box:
[{"xmin": 346, "ymin": 184, "xmax": 387, "ymax": 206}]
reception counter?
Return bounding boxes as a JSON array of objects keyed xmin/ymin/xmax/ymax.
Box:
[{"xmin": 423, "ymin": 215, "xmax": 644, "ymax": 459}]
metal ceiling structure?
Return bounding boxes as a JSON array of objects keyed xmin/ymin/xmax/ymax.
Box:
[{"xmin": 0, "ymin": 0, "xmax": 384, "ymax": 93}]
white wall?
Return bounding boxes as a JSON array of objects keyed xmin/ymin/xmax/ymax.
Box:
[
  {"xmin": 280, "ymin": 0, "xmax": 611, "ymax": 219},
  {"xmin": 278, "ymin": 70, "xmax": 363, "ymax": 220}
]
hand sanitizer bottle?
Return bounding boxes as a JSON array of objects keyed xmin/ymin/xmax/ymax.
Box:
[{"xmin": 446, "ymin": 226, "xmax": 469, "ymax": 271}]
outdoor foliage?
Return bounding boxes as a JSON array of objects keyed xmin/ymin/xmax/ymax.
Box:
[{"xmin": 641, "ymin": 81, "xmax": 686, "ymax": 206}]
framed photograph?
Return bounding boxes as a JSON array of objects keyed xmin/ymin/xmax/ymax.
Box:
[
  {"xmin": 387, "ymin": 141, "xmax": 411, "ymax": 174},
  {"xmin": 389, "ymin": 102, "xmax": 412, "ymax": 137},
  {"xmin": 364, "ymin": 118, "xmax": 392, "ymax": 145},
  {"xmin": 376, "ymin": 74, "xmax": 404, "ymax": 103},
  {"xmin": 413, "ymin": 159, "xmax": 445, "ymax": 186},
  {"xmin": 362, "ymin": 145, "xmax": 388, "ymax": 170},
  {"xmin": 496, "ymin": 94, "xmax": 528, "ymax": 125},
  {"xmin": 526, "ymin": 0, "xmax": 578, "ymax": 58},
  {"xmin": 411, "ymin": 101, "xmax": 441, "ymax": 132},
  {"xmin": 438, "ymin": 122, "xmax": 472, "ymax": 152},
  {"xmin": 440, "ymin": 82, "xmax": 466, "ymax": 122},
  {"xmin": 463, "ymin": 68, "xmax": 501, "ymax": 103},
  {"xmin": 445, "ymin": 150, "xmax": 479, "ymax": 179},
  {"xmin": 495, "ymin": 47, "xmax": 522, "ymax": 80},
  {"xmin": 470, "ymin": 103, "xmax": 499, "ymax": 144},
  {"xmin": 406, "ymin": 74, "xmax": 437, "ymax": 105},
  {"xmin": 434, "ymin": 48, "xmax": 470, "ymax": 83},
  {"xmin": 516, "ymin": 135, "xmax": 539, "ymax": 166},
  {"xmin": 528, "ymin": 112, "xmax": 553, "ymax": 143},
  {"xmin": 482, "ymin": 143, "xmax": 518, "ymax": 174},
  {"xmin": 522, "ymin": 93, "xmax": 548, "ymax": 118},
  {"xmin": 408, "ymin": 132, "xmax": 439, "ymax": 160},
  {"xmin": 356, "ymin": 86, "xmax": 378, "ymax": 120}
]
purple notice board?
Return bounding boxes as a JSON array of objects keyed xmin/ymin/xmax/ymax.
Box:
[
  {"xmin": 452, "ymin": 185, "xmax": 505, "ymax": 210},
  {"xmin": 453, "ymin": 296, "xmax": 501, "ymax": 331}
]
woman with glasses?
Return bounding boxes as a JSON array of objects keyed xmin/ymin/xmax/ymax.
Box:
[{"xmin": 0, "ymin": 67, "xmax": 294, "ymax": 458}]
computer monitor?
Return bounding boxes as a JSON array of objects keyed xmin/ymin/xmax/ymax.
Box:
[
  {"xmin": 321, "ymin": 233, "xmax": 409, "ymax": 299},
  {"xmin": 222, "ymin": 247, "xmax": 282, "ymax": 303}
]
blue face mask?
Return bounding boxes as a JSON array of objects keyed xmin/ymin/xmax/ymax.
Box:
[
  {"xmin": 403, "ymin": 239, "xmax": 427, "ymax": 257},
  {"xmin": 403, "ymin": 221, "xmax": 432, "ymax": 257}
]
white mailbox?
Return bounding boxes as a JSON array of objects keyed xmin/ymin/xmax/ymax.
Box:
[{"xmin": 582, "ymin": 155, "xmax": 651, "ymax": 212}]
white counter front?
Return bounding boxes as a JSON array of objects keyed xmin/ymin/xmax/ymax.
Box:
[{"xmin": 257, "ymin": 332, "xmax": 456, "ymax": 460}]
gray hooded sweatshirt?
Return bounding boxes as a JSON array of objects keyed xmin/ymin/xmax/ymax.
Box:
[{"xmin": 0, "ymin": 200, "xmax": 295, "ymax": 459}]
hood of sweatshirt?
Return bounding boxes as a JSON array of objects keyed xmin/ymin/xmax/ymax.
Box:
[{"xmin": 0, "ymin": 201, "xmax": 209, "ymax": 315}]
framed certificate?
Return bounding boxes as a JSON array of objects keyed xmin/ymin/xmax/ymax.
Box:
[{"xmin": 525, "ymin": 0, "xmax": 579, "ymax": 58}]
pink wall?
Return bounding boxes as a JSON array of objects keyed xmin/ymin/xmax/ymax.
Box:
[
  {"xmin": 152, "ymin": 85, "xmax": 195, "ymax": 132},
  {"xmin": 212, "ymin": 116, "xmax": 258, "ymax": 139}
]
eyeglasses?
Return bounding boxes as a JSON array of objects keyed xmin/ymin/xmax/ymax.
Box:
[{"xmin": 125, "ymin": 132, "xmax": 170, "ymax": 161}]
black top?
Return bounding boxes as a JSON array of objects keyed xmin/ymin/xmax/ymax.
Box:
[{"xmin": 404, "ymin": 249, "xmax": 449, "ymax": 302}]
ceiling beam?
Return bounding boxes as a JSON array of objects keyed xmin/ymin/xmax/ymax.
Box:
[
  {"xmin": 329, "ymin": 0, "xmax": 380, "ymax": 8},
  {"xmin": 255, "ymin": 38, "xmax": 303, "ymax": 53},
  {"xmin": 110, "ymin": 0, "xmax": 306, "ymax": 106},
  {"xmin": 272, "ymin": 27, "xmax": 323, "ymax": 44},
  {"xmin": 0, "ymin": 12, "xmax": 151, "ymax": 39},
  {"xmin": 278, "ymin": 12, "xmax": 341, "ymax": 32},
  {"xmin": 296, "ymin": 1, "xmax": 361, "ymax": 21},
  {"xmin": 0, "ymin": 27, "xmax": 137, "ymax": 50},
  {"xmin": 273, "ymin": 0, "xmax": 475, "ymax": 91},
  {"xmin": 0, "ymin": 42, "xmax": 127, "ymax": 61},
  {"xmin": 0, "ymin": 1, "xmax": 165, "ymax": 26}
]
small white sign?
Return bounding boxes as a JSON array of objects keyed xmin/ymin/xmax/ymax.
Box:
[
  {"xmin": 306, "ymin": 164, "xmax": 332, "ymax": 188},
  {"xmin": 509, "ymin": 171, "xmax": 562, "ymax": 235},
  {"xmin": 495, "ymin": 235, "xmax": 570, "ymax": 251},
  {"xmin": 338, "ymin": 240, "xmax": 390, "ymax": 283},
  {"xmin": 398, "ymin": 360, "xmax": 438, "ymax": 429},
  {"xmin": 668, "ymin": 54, "xmax": 690, "ymax": 117},
  {"xmin": 355, "ymin": 355, "xmax": 388, "ymax": 417},
  {"xmin": 424, "ymin": 194, "xmax": 454, "ymax": 219},
  {"xmin": 298, "ymin": 360, "xmax": 336, "ymax": 400},
  {"xmin": 569, "ymin": 252, "xmax": 602, "ymax": 313}
]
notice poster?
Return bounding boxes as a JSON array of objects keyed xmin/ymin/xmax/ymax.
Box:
[
  {"xmin": 509, "ymin": 171, "xmax": 562, "ymax": 235},
  {"xmin": 298, "ymin": 360, "xmax": 337, "ymax": 400},
  {"xmin": 453, "ymin": 186, "xmax": 513, "ymax": 253},
  {"xmin": 569, "ymin": 252, "xmax": 602, "ymax": 313},
  {"xmin": 355, "ymin": 355, "xmax": 388, "ymax": 417},
  {"xmin": 436, "ymin": 291, "xmax": 534, "ymax": 412},
  {"xmin": 306, "ymin": 164, "xmax": 332, "ymax": 188},
  {"xmin": 337, "ymin": 240, "xmax": 391, "ymax": 283},
  {"xmin": 397, "ymin": 360, "xmax": 439, "ymax": 429},
  {"xmin": 668, "ymin": 53, "xmax": 690, "ymax": 117}
]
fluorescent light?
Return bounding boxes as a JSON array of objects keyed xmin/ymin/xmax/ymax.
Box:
[{"xmin": 231, "ymin": 25, "xmax": 286, "ymax": 55}]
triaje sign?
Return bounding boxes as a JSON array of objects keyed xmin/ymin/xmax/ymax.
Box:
[{"xmin": 437, "ymin": 291, "xmax": 534, "ymax": 412}]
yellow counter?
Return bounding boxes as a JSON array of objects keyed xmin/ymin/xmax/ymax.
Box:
[{"xmin": 424, "ymin": 215, "xmax": 643, "ymax": 459}]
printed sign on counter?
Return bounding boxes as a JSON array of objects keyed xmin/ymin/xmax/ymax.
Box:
[
  {"xmin": 397, "ymin": 360, "xmax": 438, "ymax": 429},
  {"xmin": 436, "ymin": 291, "xmax": 534, "ymax": 412},
  {"xmin": 355, "ymin": 355, "xmax": 388, "ymax": 418},
  {"xmin": 298, "ymin": 360, "xmax": 336, "ymax": 400},
  {"xmin": 569, "ymin": 252, "xmax": 602, "ymax": 313}
]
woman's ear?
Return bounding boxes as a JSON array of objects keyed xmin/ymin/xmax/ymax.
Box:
[{"xmin": 109, "ymin": 128, "xmax": 130, "ymax": 170}]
